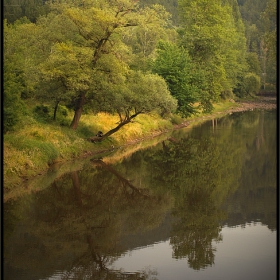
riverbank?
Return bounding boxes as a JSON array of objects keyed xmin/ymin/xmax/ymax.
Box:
[
  {"xmin": 125, "ymin": 95, "xmax": 277, "ymax": 144},
  {"xmin": 4, "ymin": 95, "xmax": 277, "ymax": 189},
  {"xmin": 173, "ymin": 95, "xmax": 277, "ymax": 129}
]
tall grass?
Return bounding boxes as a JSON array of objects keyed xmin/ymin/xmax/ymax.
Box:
[
  {"xmin": 77, "ymin": 112, "xmax": 172, "ymax": 143},
  {"xmin": 4, "ymin": 121, "xmax": 90, "ymax": 183},
  {"xmin": 4, "ymin": 110, "xmax": 174, "ymax": 187}
]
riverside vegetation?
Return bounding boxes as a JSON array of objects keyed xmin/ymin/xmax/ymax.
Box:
[
  {"xmin": 4, "ymin": 96, "xmax": 276, "ymax": 189},
  {"xmin": 3, "ymin": 0, "xmax": 276, "ymax": 188}
]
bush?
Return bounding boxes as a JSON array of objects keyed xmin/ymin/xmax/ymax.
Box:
[
  {"xmin": 244, "ymin": 73, "xmax": 261, "ymax": 95},
  {"xmin": 3, "ymin": 72, "xmax": 25, "ymax": 133},
  {"xmin": 3, "ymin": 108, "xmax": 19, "ymax": 134},
  {"xmin": 33, "ymin": 105, "xmax": 52, "ymax": 122},
  {"xmin": 220, "ymin": 89, "xmax": 234, "ymax": 100},
  {"xmin": 170, "ymin": 114, "xmax": 184, "ymax": 125}
]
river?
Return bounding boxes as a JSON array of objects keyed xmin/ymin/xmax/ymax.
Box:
[{"xmin": 3, "ymin": 109, "xmax": 277, "ymax": 280}]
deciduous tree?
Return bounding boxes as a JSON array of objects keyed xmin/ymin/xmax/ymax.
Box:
[
  {"xmin": 39, "ymin": 0, "xmax": 177, "ymax": 131},
  {"xmin": 178, "ymin": 0, "xmax": 248, "ymax": 105},
  {"xmin": 152, "ymin": 41, "xmax": 201, "ymax": 116}
]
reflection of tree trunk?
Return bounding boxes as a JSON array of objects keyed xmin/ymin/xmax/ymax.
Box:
[
  {"xmin": 91, "ymin": 159, "xmax": 148, "ymax": 197},
  {"xmin": 71, "ymin": 171, "xmax": 83, "ymax": 206},
  {"xmin": 86, "ymin": 234, "xmax": 108, "ymax": 271},
  {"xmin": 212, "ymin": 119, "xmax": 218, "ymax": 132},
  {"xmin": 162, "ymin": 140, "xmax": 168, "ymax": 152},
  {"xmin": 256, "ymin": 111, "xmax": 265, "ymax": 150}
]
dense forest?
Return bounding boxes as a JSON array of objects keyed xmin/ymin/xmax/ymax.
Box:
[{"xmin": 3, "ymin": 0, "xmax": 276, "ymax": 135}]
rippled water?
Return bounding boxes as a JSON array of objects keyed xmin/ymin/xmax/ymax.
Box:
[{"xmin": 4, "ymin": 110, "xmax": 277, "ymax": 280}]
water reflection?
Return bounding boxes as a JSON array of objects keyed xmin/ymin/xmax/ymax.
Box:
[{"xmin": 4, "ymin": 110, "xmax": 277, "ymax": 279}]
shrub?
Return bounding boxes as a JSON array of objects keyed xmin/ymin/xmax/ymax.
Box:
[
  {"xmin": 3, "ymin": 108, "xmax": 19, "ymax": 134},
  {"xmin": 3, "ymin": 73, "xmax": 25, "ymax": 133},
  {"xmin": 170, "ymin": 114, "xmax": 184, "ymax": 125},
  {"xmin": 244, "ymin": 73, "xmax": 261, "ymax": 95},
  {"xmin": 220, "ymin": 89, "xmax": 234, "ymax": 100},
  {"xmin": 33, "ymin": 105, "xmax": 52, "ymax": 122}
]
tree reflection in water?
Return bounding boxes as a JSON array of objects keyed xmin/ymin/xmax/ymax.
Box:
[
  {"xmin": 170, "ymin": 190, "xmax": 223, "ymax": 270},
  {"xmin": 4, "ymin": 110, "xmax": 276, "ymax": 278},
  {"xmin": 146, "ymin": 124, "xmax": 242, "ymax": 270},
  {"xmin": 4, "ymin": 158, "xmax": 168, "ymax": 279}
]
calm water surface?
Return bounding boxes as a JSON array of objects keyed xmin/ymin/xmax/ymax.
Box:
[{"xmin": 4, "ymin": 110, "xmax": 277, "ymax": 280}]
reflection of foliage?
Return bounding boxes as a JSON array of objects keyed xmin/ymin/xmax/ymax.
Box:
[
  {"xmin": 4, "ymin": 161, "xmax": 170, "ymax": 279},
  {"xmin": 223, "ymin": 110, "xmax": 277, "ymax": 231},
  {"xmin": 170, "ymin": 190, "xmax": 224, "ymax": 270},
  {"xmin": 4, "ymin": 110, "xmax": 276, "ymax": 277},
  {"xmin": 143, "ymin": 113, "xmax": 253, "ymax": 270},
  {"xmin": 62, "ymin": 264, "xmax": 158, "ymax": 280}
]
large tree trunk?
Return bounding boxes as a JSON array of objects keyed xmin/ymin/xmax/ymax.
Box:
[
  {"xmin": 70, "ymin": 92, "xmax": 86, "ymax": 129},
  {"xmin": 53, "ymin": 100, "xmax": 60, "ymax": 121},
  {"xmin": 88, "ymin": 112, "xmax": 141, "ymax": 142}
]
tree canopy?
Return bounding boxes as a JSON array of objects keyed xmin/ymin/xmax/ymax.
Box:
[{"xmin": 3, "ymin": 0, "xmax": 276, "ymax": 135}]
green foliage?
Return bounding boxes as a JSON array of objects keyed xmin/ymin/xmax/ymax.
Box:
[
  {"xmin": 243, "ymin": 73, "xmax": 261, "ymax": 95},
  {"xmin": 121, "ymin": 3, "xmax": 174, "ymax": 71},
  {"xmin": 34, "ymin": 105, "xmax": 50, "ymax": 114},
  {"xmin": 4, "ymin": 0, "xmax": 49, "ymax": 23},
  {"xmin": 3, "ymin": 19, "xmax": 32, "ymax": 133},
  {"xmin": 260, "ymin": 0, "xmax": 276, "ymax": 86},
  {"xmin": 140, "ymin": 0, "xmax": 179, "ymax": 25},
  {"xmin": 4, "ymin": 19, "xmax": 45, "ymax": 94},
  {"xmin": 3, "ymin": 69, "xmax": 25, "ymax": 133},
  {"xmin": 170, "ymin": 114, "xmax": 185, "ymax": 125},
  {"xmin": 33, "ymin": 0, "xmax": 177, "ymax": 129},
  {"xmin": 32, "ymin": 103, "xmax": 71, "ymax": 126},
  {"xmin": 246, "ymin": 52, "xmax": 261, "ymax": 74},
  {"xmin": 152, "ymin": 41, "xmax": 200, "ymax": 117},
  {"xmin": 239, "ymin": 0, "xmax": 276, "ymax": 88},
  {"xmin": 178, "ymin": 0, "xmax": 249, "ymax": 102},
  {"xmin": 245, "ymin": 23, "xmax": 260, "ymax": 52},
  {"xmin": 234, "ymin": 72, "xmax": 261, "ymax": 98},
  {"xmin": 220, "ymin": 89, "xmax": 234, "ymax": 100},
  {"xmin": 3, "ymin": 0, "xmax": 275, "ymax": 144},
  {"xmin": 238, "ymin": 0, "xmax": 267, "ymax": 29},
  {"xmin": 33, "ymin": 105, "xmax": 52, "ymax": 122},
  {"xmin": 126, "ymin": 71, "xmax": 178, "ymax": 115}
]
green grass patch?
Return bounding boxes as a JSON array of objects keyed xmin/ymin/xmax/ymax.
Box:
[{"xmin": 4, "ymin": 111, "xmax": 174, "ymax": 186}]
